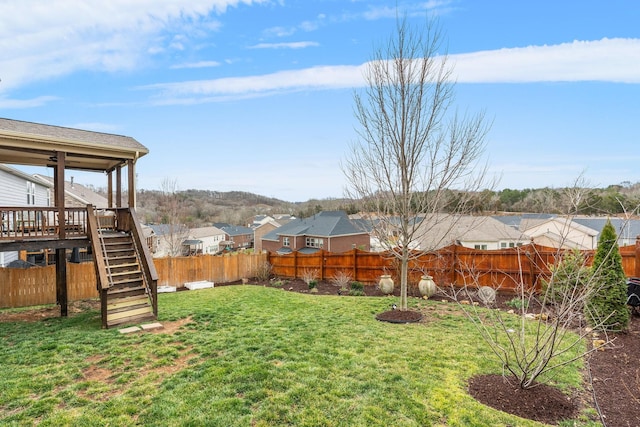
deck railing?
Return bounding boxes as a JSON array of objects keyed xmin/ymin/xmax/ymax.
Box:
[{"xmin": 0, "ymin": 207, "xmax": 88, "ymax": 240}]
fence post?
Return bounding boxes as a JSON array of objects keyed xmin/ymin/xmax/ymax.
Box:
[
  {"xmin": 450, "ymin": 245, "xmax": 458, "ymax": 286},
  {"xmin": 635, "ymin": 236, "xmax": 640, "ymax": 278},
  {"xmin": 353, "ymin": 249, "xmax": 358, "ymax": 282}
]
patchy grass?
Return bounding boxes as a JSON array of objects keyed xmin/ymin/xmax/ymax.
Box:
[{"xmin": 0, "ymin": 286, "xmax": 588, "ymax": 426}]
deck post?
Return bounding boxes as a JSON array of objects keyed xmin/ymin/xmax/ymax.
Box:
[
  {"xmin": 56, "ymin": 249, "xmax": 68, "ymax": 316},
  {"xmin": 54, "ymin": 152, "xmax": 68, "ymax": 316}
]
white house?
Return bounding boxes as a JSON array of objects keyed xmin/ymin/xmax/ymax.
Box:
[
  {"xmin": 188, "ymin": 226, "xmax": 226, "ymax": 255},
  {"xmin": 0, "ymin": 164, "xmax": 51, "ymax": 266},
  {"xmin": 413, "ymin": 214, "xmax": 529, "ymax": 251},
  {"xmin": 520, "ymin": 217, "xmax": 599, "ymax": 250}
]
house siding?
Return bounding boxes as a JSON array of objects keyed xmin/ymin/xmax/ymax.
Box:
[{"xmin": 0, "ymin": 166, "xmax": 51, "ymax": 266}]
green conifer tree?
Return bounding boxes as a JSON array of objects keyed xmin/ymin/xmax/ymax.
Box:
[{"xmin": 586, "ymin": 220, "xmax": 630, "ymax": 331}]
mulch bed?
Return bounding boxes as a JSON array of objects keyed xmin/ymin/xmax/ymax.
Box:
[{"xmin": 3, "ymin": 279, "xmax": 639, "ymax": 425}]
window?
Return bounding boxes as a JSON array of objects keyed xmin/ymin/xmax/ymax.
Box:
[
  {"xmin": 474, "ymin": 244, "xmax": 487, "ymax": 250},
  {"xmin": 26, "ymin": 182, "xmax": 35, "ymax": 205},
  {"xmin": 283, "ymin": 237, "xmax": 290, "ymax": 247},
  {"xmin": 306, "ymin": 237, "xmax": 324, "ymax": 248}
]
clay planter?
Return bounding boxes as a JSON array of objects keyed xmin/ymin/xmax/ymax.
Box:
[
  {"xmin": 378, "ymin": 275, "xmax": 394, "ymax": 294},
  {"xmin": 418, "ymin": 275, "xmax": 436, "ymax": 297}
]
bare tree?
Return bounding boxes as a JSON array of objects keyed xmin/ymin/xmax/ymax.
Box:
[
  {"xmin": 343, "ymin": 16, "xmax": 492, "ymax": 310},
  {"xmin": 158, "ymin": 177, "xmax": 189, "ymax": 257},
  {"xmin": 454, "ymin": 183, "xmax": 627, "ymax": 390}
]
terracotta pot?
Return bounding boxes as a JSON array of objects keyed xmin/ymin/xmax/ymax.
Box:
[
  {"xmin": 418, "ymin": 275, "xmax": 436, "ymax": 297},
  {"xmin": 379, "ymin": 275, "xmax": 394, "ymax": 294}
]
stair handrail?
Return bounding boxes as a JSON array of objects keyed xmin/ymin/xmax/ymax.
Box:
[
  {"xmin": 86, "ymin": 205, "xmax": 111, "ymax": 291},
  {"xmin": 126, "ymin": 208, "xmax": 158, "ymax": 317}
]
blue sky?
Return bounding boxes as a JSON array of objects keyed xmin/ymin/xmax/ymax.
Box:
[{"xmin": 1, "ymin": 0, "xmax": 639, "ymax": 202}]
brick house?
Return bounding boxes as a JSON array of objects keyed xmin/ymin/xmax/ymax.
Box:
[{"xmin": 261, "ymin": 210, "xmax": 370, "ymax": 254}]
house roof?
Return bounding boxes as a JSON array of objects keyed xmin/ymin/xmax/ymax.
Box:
[
  {"xmin": 263, "ymin": 211, "xmax": 366, "ymax": 241},
  {"xmin": 415, "ymin": 214, "xmax": 527, "ymax": 250},
  {"xmin": 0, "ymin": 164, "xmax": 47, "ymax": 185},
  {"xmin": 492, "ymin": 213, "xmax": 555, "ymax": 230},
  {"xmin": 189, "ymin": 226, "xmax": 225, "ymax": 238},
  {"xmin": 573, "ymin": 217, "xmax": 640, "ymax": 243},
  {"xmin": 33, "ymin": 174, "xmax": 108, "ymax": 207},
  {"xmin": 218, "ymin": 224, "xmax": 254, "ymax": 236},
  {"xmin": 0, "ymin": 118, "xmax": 148, "ymax": 172},
  {"xmin": 148, "ymin": 223, "xmax": 189, "ymax": 237}
]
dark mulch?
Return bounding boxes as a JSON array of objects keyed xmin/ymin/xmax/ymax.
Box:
[{"xmin": 375, "ymin": 309, "xmax": 423, "ymax": 323}]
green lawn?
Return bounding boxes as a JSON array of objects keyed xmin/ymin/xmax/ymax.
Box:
[{"xmin": 0, "ymin": 286, "xmax": 592, "ymax": 426}]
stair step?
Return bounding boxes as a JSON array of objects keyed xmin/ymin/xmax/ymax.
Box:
[
  {"xmin": 107, "ymin": 306, "xmax": 153, "ymax": 322},
  {"xmin": 107, "ymin": 312, "xmax": 156, "ymax": 328},
  {"xmin": 109, "ymin": 269, "xmax": 142, "ymax": 277},
  {"xmin": 107, "ymin": 294, "xmax": 149, "ymax": 309},
  {"xmin": 108, "ymin": 284, "xmax": 146, "ymax": 295},
  {"xmin": 108, "ymin": 262, "xmax": 139, "ymax": 269}
]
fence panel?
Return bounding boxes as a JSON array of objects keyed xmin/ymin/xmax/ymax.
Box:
[
  {"xmin": 1, "ymin": 252, "xmax": 267, "ymax": 309},
  {"xmin": 1, "ymin": 244, "xmax": 638, "ymax": 309}
]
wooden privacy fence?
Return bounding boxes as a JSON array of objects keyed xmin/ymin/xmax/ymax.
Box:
[
  {"xmin": 3, "ymin": 244, "xmax": 640, "ymax": 309},
  {"xmin": 0, "ymin": 252, "xmax": 267, "ymax": 309},
  {"xmin": 268, "ymin": 242, "xmax": 640, "ymax": 293}
]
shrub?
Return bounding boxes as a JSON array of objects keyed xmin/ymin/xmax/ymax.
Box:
[
  {"xmin": 331, "ymin": 271, "xmax": 353, "ymax": 289},
  {"xmin": 349, "ymin": 281, "xmax": 365, "ymax": 296},
  {"xmin": 253, "ymin": 262, "xmax": 273, "ymax": 282},
  {"xmin": 308, "ymin": 280, "xmax": 317, "ymax": 290},
  {"xmin": 505, "ymin": 297, "xmax": 528, "ymax": 310},
  {"xmin": 270, "ymin": 278, "xmax": 286, "ymax": 288},
  {"xmin": 542, "ymin": 249, "xmax": 590, "ymax": 306},
  {"xmin": 586, "ymin": 220, "xmax": 630, "ymax": 331},
  {"xmin": 301, "ymin": 268, "xmax": 318, "ymax": 287}
]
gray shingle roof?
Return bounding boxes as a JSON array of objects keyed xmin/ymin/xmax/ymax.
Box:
[
  {"xmin": 0, "ymin": 118, "xmax": 146, "ymax": 152},
  {"xmin": 263, "ymin": 211, "xmax": 365, "ymax": 240}
]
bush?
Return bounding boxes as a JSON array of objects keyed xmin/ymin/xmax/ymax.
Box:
[
  {"xmin": 349, "ymin": 281, "xmax": 365, "ymax": 296},
  {"xmin": 308, "ymin": 280, "xmax": 317, "ymax": 290},
  {"xmin": 331, "ymin": 271, "xmax": 353, "ymax": 289},
  {"xmin": 505, "ymin": 297, "xmax": 528, "ymax": 310},
  {"xmin": 253, "ymin": 262, "xmax": 273, "ymax": 282},
  {"xmin": 542, "ymin": 249, "xmax": 590, "ymax": 306},
  {"xmin": 586, "ymin": 220, "xmax": 630, "ymax": 331},
  {"xmin": 301, "ymin": 268, "xmax": 318, "ymax": 287}
]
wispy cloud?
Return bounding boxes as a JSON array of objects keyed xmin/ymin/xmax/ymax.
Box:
[
  {"xmin": 453, "ymin": 38, "xmax": 640, "ymax": 83},
  {"xmin": 171, "ymin": 61, "xmax": 222, "ymax": 69},
  {"xmin": 141, "ymin": 38, "xmax": 640, "ymax": 104},
  {"xmin": 0, "ymin": 96, "xmax": 59, "ymax": 109},
  {"xmin": 0, "ymin": 0, "xmax": 263, "ymax": 92},
  {"xmin": 248, "ymin": 41, "xmax": 319, "ymax": 49}
]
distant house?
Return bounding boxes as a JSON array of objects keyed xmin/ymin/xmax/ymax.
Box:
[
  {"xmin": 413, "ymin": 214, "xmax": 528, "ymax": 251},
  {"xmin": 187, "ymin": 226, "xmax": 226, "ymax": 255},
  {"xmin": 33, "ymin": 174, "xmax": 108, "ymax": 208},
  {"xmin": 250, "ymin": 215, "xmax": 294, "ymax": 253},
  {"xmin": 261, "ymin": 210, "xmax": 370, "ymax": 254},
  {"xmin": 148, "ymin": 223, "xmax": 190, "ymax": 257},
  {"xmin": 572, "ymin": 216, "xmax": 640, "ymax": 247},
  {"xmin": 520, "ymin": 217, "xmax": 598, "ymax": 250},
  {"xmin": 0, "ymin": 165, "xmax": 51, "ymax": 266},
  {"xmin": 214, "ymin": 223, "xmax": 255, "ymax": 250}
]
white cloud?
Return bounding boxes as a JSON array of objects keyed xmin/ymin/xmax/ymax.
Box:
[
  {"xmin": 171, "ymin": 61, "xmax": 222, "ymax": 69},
  {"xmin": 140, "ymin": 38, "xmax": 640, "ymax": 104},
  {"xmin": 0, "ymin": 0, "xmax": 265, "ymax": 91},
  {"xmin": 249, "ymin": 41, "xmax": 319, "ymax": 49},
  {"xmin": 0, "ymin": 96, "xmax": 59, "ymax": 109},
  {"xmin": 453, "ymin": 38, "xmax": 640, "ymax": 83}
]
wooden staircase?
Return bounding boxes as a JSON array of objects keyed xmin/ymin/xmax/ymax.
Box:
[
  {"xmin": 87, "ymin": 207, "xmax": 158, "ymax": 328},
  {"xmin": 99, "ymin": 230, "xmax": 155, "ymax": 328}
]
